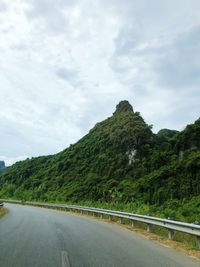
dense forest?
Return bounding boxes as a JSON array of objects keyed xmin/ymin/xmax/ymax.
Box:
[{"xmin": 0, "ymin": 101, "xmax": 199, "ymax": 221}]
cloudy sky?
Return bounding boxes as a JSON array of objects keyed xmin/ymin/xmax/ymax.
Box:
[{"xmin": 0, "ymin": 0, "xmax": 200, "ymax": 165}]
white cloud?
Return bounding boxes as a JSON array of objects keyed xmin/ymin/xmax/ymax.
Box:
[{"xmin": 0, "ymin": 0, "xmax": 200, "ymax": 165}]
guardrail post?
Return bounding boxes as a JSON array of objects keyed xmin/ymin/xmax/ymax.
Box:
[
  {"xmin": 196, "ymin": 236, "xmax": 200, "ymax": 249},
  {"xmin": 168, "ymin": 229, "xmax": 175, "ymax": 240},
  {"xmin": 168, "ymin": 229, "xmax": 176, "ymax": 239},
  {"xmin": 131, "ymin": 220, "xmax": 135, "ymax": 227},
  {"xmin": 119, "ymin": 218, "xmax": 122, "ymax": 224},
  {"xmin": 100, "ymin": 214, "xmax": 103, "ymax": 219},
  {"xmin": 109, "ymin": 215, "xmax": 112, "ymax": 221},
  {"xmin": 147, "ymin": 223, "xmax": 152, "ymax": 232}
]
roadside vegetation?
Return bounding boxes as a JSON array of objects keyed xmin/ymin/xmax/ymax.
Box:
[{"xmin": 0, "ymin": 207, "xmax": 8, "ymax": 217}]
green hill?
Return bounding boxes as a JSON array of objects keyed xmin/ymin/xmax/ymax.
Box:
[{"xmin": 0, "ymin": 101, "xmax": 199, "ymax": 221}]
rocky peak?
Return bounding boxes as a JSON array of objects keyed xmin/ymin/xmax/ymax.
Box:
[
  {"xmin": 113, "ymin": 100, "xmax": 134, "ymax": 115},
  {"xmin": 0, "ymin": 161, "xmax": 5, "ymax": 170}
]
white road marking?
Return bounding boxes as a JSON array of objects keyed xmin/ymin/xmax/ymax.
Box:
[{"xmin": 61, "ymin": 251, "xmax": 71, "ymax": 267}]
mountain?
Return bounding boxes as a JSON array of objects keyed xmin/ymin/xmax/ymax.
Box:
[
  {"xmin": 0, "ymin": 100, "xmax": 199, "ymax": 221},
  {"xmin": 0, "ymin": 161, "xmax": 6, "ymax": 171},
  {"xmin": 157, "ymin": 129, "xmax": 179, "ymax": 140}
]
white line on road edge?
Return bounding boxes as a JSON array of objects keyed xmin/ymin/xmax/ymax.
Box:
[{"xmin": 61, "ymin": 251, "xmax": 71, "ymax": 267}]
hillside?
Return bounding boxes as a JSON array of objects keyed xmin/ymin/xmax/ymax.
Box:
[{"xmin": 0, "ymin": 100, "xmax": 199, "ymax": 221}]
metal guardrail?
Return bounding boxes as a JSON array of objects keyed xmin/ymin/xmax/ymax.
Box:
[{"xmin": 2, "ymin": 199, "xmax": 200, "ymax": 248}]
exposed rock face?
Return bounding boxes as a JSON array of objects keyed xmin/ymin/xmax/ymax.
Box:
[
  {"xmin": 113, "ymin": 100, "xmax": 134, "ymax": 115},
  {"xmin": 0, "ymin": 161, "xmax": 5, "ymax": 170},
  {"xmin": 126, "ymin": 149, "xmax": 137, "ymax": 165}
]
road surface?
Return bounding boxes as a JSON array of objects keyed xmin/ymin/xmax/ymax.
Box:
[{"xmin": 0, "ymin": 204, "xmax": 199, "ymax": 267}]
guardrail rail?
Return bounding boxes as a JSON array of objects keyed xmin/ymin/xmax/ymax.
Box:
[{"xmin": 2, "ymin": 199, "xmax": 200, "ymax": 248}]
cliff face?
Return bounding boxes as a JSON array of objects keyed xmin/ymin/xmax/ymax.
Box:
[{"xmin": 0, "ymin": 161, "xmax": 5, "ymax": 170}]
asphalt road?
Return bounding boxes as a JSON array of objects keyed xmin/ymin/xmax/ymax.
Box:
[{"xmin": 0, "ymin": 204, "xmax": 199, "ymax": 267}]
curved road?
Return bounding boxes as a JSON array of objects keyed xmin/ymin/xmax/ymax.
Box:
[{"xmin": 0, "ymin": 204, "xmax": 199, "ymax": 267}]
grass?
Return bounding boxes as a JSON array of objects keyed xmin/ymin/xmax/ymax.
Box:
[{"xmin": 0, "ymin": 207, "xmax": 8, "ymax": 217}]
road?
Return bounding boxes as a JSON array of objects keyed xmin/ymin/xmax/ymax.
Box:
[{"xmin": 0, "ymin": 204, "xmax": 199, "ymax": 267}]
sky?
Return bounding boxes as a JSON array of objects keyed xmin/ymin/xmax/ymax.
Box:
[{"xmin": 0, "ymin": 0, "xmax": 200, "ymax": 166}]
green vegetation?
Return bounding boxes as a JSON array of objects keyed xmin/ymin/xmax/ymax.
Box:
[{"xmin": 0, "ymin": 100, "xmax": 199, "ymax": 222}]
